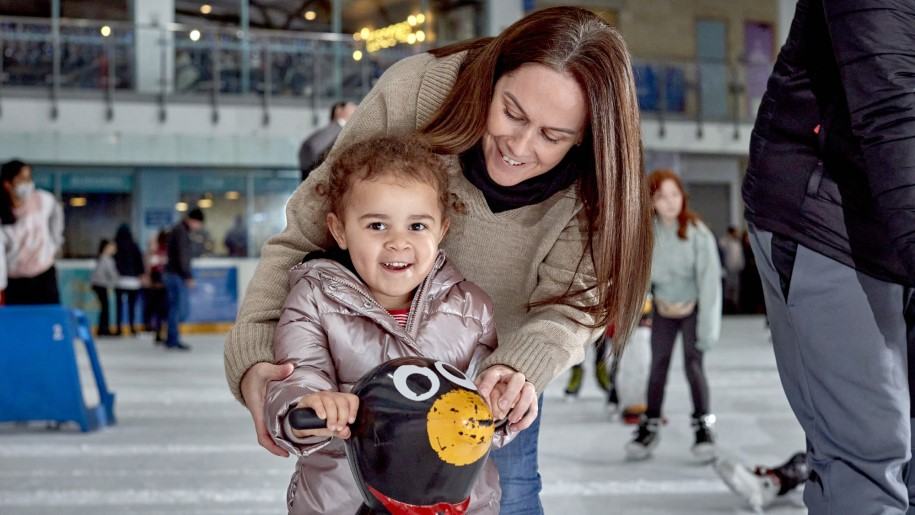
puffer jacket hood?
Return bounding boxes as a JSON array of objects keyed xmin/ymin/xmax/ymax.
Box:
[{"xmin": 266, "ymin": 249, "xmax": 502, "ymax": 515}]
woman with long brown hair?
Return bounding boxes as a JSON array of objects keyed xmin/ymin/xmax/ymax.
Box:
[
  {"xmin": 225, "ymin": 7, "xmax": 652, "ymax": 512},
  {"xmin": 625, "ymin": 169, "xmax": 721, "ymax": 463}
]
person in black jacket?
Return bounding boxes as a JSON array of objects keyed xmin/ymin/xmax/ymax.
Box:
[
  {"xmin": 164, "ymin": 208, "xmax": 205, "ymax": 351},
  {"xmin": 113, "ymin": 224, "xmax": 145, "ymax": 336},
  {"xmin": 743, "ymin": 0, "xmax": 915, "ymax": 511}
]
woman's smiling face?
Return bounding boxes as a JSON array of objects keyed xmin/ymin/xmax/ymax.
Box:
[{"xmin": 482, "ymin": 63, "xmax": 587, "ymax": 187}]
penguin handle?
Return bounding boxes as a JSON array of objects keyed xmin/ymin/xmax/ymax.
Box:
[{"xmin": 288, "ymin": 407, "xmax": 327, "ymax": 430}]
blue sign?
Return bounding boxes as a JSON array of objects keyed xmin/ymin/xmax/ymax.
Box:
[
  {"xmin": 62, "ymin": 174, "xmax": 133, "ymax": 193},
  {"xmin": 187, "ymin": 267, "xmax": 238, "ymax": 323},
  {"xmin": 634, "ymin": 64, "xmax": 686, "ymax": 114},
  {"xmin": 144, "ymin": 208, "xmax": 175, "ymax": 229}
]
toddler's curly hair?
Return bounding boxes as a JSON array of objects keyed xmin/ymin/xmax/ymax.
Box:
[{"xmin": 324, "ymin": 135, "xmax": 450, "ymax": 218}]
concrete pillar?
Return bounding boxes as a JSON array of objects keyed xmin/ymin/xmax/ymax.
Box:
[
  {"xmin": 136, "ymin": 169, "xmax": 180, "ymax": 250},
  {"xmin": 777, "ymin": 0, "xmax": 797, "ymax": 47},
  {"xmin": 484, "ymin": 0, "xmax": 524, "ymax": 37},
  {"xmin": 131, "ymin": 0, "xmax": 174, "ymax": 94}
]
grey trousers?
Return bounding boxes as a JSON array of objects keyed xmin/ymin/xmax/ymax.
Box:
[{"xmin": 749, "ymin": 226, "xmax": 915, "ymax": 514}]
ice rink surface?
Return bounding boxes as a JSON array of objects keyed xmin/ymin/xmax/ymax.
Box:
[{"xmin": 0, "ymin": 315, "xmax": 806, "ymax": 514}]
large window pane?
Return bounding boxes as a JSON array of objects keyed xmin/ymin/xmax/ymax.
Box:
[
  {"xmin": 178, "ymin": 174, "xmax": 246, "ymax": 256},
  {"xmin": 61, "ymin": 172, "xmax": 133, "ymax": 258},
  {"xmin": 252, "ymin": 174, "xmax": 299, "ymax": 257}
]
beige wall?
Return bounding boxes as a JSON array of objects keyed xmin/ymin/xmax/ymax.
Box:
[
  {"xmin": 622, "ymin": 0, "xmax": 776, "ymax": 64},
  {"xmin": 535, "ymin": 0, "xmax": 777, "ymax": 63}
]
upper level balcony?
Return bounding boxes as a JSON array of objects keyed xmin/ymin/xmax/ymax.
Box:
[{"xmin": 1, "ymin": 15, "xmax": 772, "ymax": 124}]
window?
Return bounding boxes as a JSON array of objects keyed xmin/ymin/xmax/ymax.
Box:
[
  {"xmin": 178, "ymin": 174, "xmax": 247, "ymax": 257},
  {"xmin": 252, "ymin": 173, "xmax": 300, "ymax": 257},
  {"xmin": 60, "ymin": 171, "xmax": 133, "ymax": 258}
]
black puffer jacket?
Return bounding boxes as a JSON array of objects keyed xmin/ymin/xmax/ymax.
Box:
[{"xmin": 743, "ymin": 0, "xmax": 915, "ymax": 286}]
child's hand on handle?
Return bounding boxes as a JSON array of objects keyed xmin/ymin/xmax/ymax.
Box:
[
  {"xmin": 290, "ymin": 391, "xmax": 359, "ymax": 440},
  {"xmin": 475, "ymin": 365, "xmax": 538, "ymax": 432}
]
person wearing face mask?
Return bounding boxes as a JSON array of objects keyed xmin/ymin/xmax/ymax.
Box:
[
  {"xmin": 625, "ymin": 169, "xmax": 721, "ymax": 463},
  {"xmin": 0, "ymin": 159, "xmax": 64, "ymax": 306},
  {"xmin": 225, "ymin": 7, "xmax": 652, "ymax": 513}
]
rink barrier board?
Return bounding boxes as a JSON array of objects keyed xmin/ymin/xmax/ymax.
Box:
[
  {"xmin": 0, "ymin": 306, "xmax": 117, "ymax": 432},
  {"xmin": 57, "ymin": 258, "xmax": 259, "ymax": 332}
]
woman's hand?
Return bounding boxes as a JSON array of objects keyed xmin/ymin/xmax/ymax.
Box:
[
  {"xmin": 475, "ymin": 365, "xmax": 539, "ymax": 432},
  {"xmin": 289, "ymin": 391, "xmax": 360, "ymax": 440},
  {"xmin": 240, "ymin": 362, "xmax": 295, "ymax": 457}
]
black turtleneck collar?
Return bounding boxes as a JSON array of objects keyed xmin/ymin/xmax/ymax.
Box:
[
  {"xmin": 459, "ymin": 142, "xmax": 582, "ymax": 213},
  {"xmin": 302, "ymin": 247, "xmax": 358, "ymax": 276}
]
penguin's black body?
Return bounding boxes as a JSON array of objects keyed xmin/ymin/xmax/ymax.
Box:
[{"xmin": 290, "ymin": 356, "xmax": 496, "ymax": 515}]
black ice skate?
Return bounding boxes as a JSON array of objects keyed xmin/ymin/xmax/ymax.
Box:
[
  {"xmin": 691, "ymin": 414, "xmax": 716, "ymax": 462},
  {"xmin": 625, "ymin": 416, "xmax": 660, "ymax": 460}
]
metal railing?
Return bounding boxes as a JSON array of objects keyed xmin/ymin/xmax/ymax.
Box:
[
  {"xmin": 0, "ymin": 16, "xmax": 772, "ymax": 131},
  {"xmin": 632, "ymin": 54, "xmax": 773, "ymax": 136},
  {"xmin": 0, "ymin": 16, "xmax": 394, "ymax": 122}
]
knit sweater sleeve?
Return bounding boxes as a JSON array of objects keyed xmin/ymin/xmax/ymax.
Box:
[
  {"xmin": 223, "ymin": 53, "xmax": 441, "ymax": 404},
  {"xmin": 480, "ymin": 207, "xmax": 603, "ymax": 394}
]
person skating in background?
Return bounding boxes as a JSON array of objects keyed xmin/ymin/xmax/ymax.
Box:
[
  {"xmin": 90, "ymin": 239, "xmax": 118, "ymax": 336},
  {"xmin": 715, "ymin": 452, "xmax": 809, "ymax": 512},
  {"xmin": 0, "ymin": 159, "xmax": 64, "ymax": 305},
  {"xmin": 164, "ymin": 208, "xmax": 205, "ymax": 351},
  {"xmin": 625, "ymin": 169, "xmax": 721, "ymax": 462},
  {"xmin": 562, "ymin": 335, "xmax": 612, "ymax": 401},
  {"xmin": 113, "ymin": 223, "xmax": 144, "ymax": 336}
]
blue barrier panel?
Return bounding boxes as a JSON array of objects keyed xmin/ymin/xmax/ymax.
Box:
[{"xmin": 0, "ymin": 306, "xmax": 116, "ymax": 432}]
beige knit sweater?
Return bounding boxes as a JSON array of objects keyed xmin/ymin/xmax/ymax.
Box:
[{"xmin": 224, "ymin": 51, "xmax": 602, "ymax": 403}]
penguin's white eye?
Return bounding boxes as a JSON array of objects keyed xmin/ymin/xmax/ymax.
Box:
[
  {"xmin": 434, "ymin": 361, "xmax": 477, "ymax": 391},
  {"xmin": 392, "ymin": 365, "xmax": 441, "ymax": 402}
]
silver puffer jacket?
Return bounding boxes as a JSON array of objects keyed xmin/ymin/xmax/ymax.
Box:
[{"xmin": 266, "ymin": 250, "xmax": 502, "ymax": 514}]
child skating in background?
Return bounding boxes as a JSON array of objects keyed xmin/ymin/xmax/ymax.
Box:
[{"xmin": 264, "ymin": 136, "xmax": 526, "ymax": 515}]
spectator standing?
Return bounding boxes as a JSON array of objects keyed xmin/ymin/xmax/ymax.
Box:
[
  {"xmin": 90, "ymin": 239, "xmax": 118, "ymax": 336},
  {"xmin": 113, "ymin": 223, "xmax": 144, "ymax": 336},
  {"xmin": 298, "ymin": 101, "xmax": 357, "ymax": 181},
  {"xmin": 718, "ymin": 225, "xmax": 744, "ymax": 313},
  {"xmin": 0, "ymin": 159, "xmax": 64, "ymax": 305},
  {"xmin": 143, "ymin": 230, "xmax": 170, "ymax": 343},
  {"xmin": 164, "ymin": 209, "xmax": 205, "ymax": 351},
  {"xmin": 223, "ymin": 215, "xmax": 248, "ymax": 257}
]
